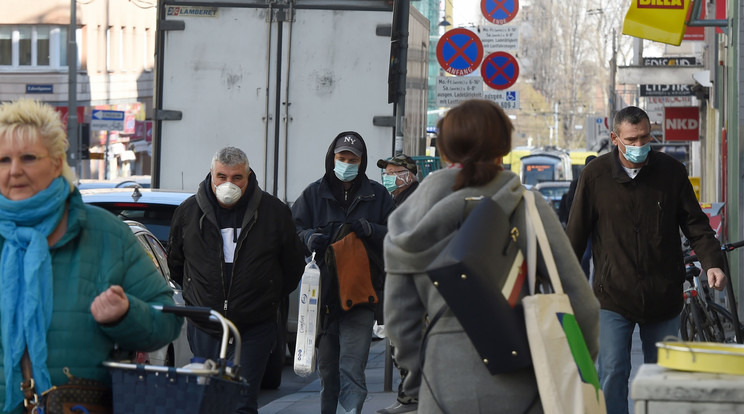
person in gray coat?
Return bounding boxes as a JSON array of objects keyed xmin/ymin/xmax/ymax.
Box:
[{"xmin": 383, "ymin": 99, "xmax": 600, "ymax": 413}]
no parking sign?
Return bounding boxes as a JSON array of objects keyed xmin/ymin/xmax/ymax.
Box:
[
  {"xmin": 481, "ymin": 0, "xmax": 519, "ymax": 25},
  {"xmin": 436, "ymin": 28, "xmax": 484, "ymax": 76},
  {"xmin": 481, "ymin": 51, "xmax": 519, "ymax": 90}
]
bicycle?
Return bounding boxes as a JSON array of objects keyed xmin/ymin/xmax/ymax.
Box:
[{"xmin": 680, "ymin": 239, "xmax": 744, "ymax": 344}]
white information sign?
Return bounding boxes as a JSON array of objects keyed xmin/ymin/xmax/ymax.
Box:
[
  {"xmin": 484, "ymin": 90, "xmax": 520, "ymax": 110},
  {"xmin": 436, "ymin": 76, "xmax": 483, "ymax": 107},
  {"xmin": 90, "ymin": 110, "xmax": 125, "ymax": 131},
  {"xmin": 477, "ymin": 26, "xmax": 520, "ymax": 52}
]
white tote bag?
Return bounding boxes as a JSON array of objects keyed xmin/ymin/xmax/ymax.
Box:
[{"xmin": 522, "ymin": 191, "xmax": 607, "ymax": 414}]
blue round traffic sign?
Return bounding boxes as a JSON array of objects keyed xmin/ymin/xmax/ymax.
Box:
[
  {"xmin": 481, "ymin": 0, "xmax": 519, "ymax": 25},
  {"xmin": 481, "ymin": 51, "xmax": 519, "ymax": 90},
  {"xmin": 436, "ymin": 28, "xmax": 484, "ymax": 76}
]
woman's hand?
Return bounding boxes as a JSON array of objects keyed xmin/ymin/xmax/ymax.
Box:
[{"xmin": 91, "ymin": 285, "xmax": 130, "ymax": 324}]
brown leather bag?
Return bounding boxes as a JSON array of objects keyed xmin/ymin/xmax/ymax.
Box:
[
  {"xmin": 21, "ymin": 350, "xmax": 112, "ymax": 414},
  {"xmin": 326, "ymin": 230, "xmax": 379, "ymax": 311}
]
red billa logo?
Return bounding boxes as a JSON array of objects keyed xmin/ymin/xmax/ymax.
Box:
[{"xmin": 636, "ymin": 0, "xmax": 683, "ymax": 9}]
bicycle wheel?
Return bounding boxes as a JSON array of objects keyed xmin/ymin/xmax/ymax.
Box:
[
  {"xmin": 707, "ymin": 302, "xmax": 742, "ymax": 343},
  {"xmin": 680, "ymin": 300, "xmax": 713, "ymax": 342}
]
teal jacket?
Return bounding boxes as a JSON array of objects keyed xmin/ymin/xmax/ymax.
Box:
[{"xmin": 0, "ymin": 189, "xmax": 183, "ymax": 413}]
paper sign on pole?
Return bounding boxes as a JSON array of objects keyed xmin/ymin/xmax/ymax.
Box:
[
  {"xmin": 484, "ymin": 90, "xmax": 520, "ymax": 110},
  {"xmin": 478, "ymin": 26, "xmax": 520, "ymax": 52},
  {"xmin": 436, "ymin": 76, "xmax": 483, "ymax": 107},
  {"xmin": 622, "ymin": 0, "xmax": 690, "ymax": 46}
]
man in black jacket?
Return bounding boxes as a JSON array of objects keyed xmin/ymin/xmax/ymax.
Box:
[
  {"xmin": 566, "ymin": 107, "xmax": 726, "ymax": 414},
  {"xmin": 167, "ymin": 146, "xmax": 305, "ymax": 414},
  {"xmin": 292, "ymin": 131, "xmax": 395, "ymax": 414}
]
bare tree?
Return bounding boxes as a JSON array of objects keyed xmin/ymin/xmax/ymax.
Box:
[{"xmin": 517, "ymin": 0, "xmax": 629, "ymax": 149}]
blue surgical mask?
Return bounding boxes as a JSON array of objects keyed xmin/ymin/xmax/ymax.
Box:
[
  {"xmin": 619, "ymin": 141, "xmax": 651, "ymax": 164},
  {"xmin": 334, "ymin": 160, "xmax": 359, "ymax": 182},
  {"xmin": 382, "ymin": 175, "xmax": 398, "ymax": 193}
]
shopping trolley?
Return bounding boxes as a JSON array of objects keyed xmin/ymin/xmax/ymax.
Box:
[{"xmin": 103, "ymin": 306, "xmax": 249, "ymax": 414}]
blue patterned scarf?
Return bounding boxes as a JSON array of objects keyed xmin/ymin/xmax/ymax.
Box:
[{"xmin": 0, "ymin": 177, "xmax": 68, "ymax": 411}]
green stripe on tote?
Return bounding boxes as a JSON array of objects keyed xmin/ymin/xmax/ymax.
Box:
[{"xmin": 558, "ymin": 313, "xmax": 602, "ymax": 399}]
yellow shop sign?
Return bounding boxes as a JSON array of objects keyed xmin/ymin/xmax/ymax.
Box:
[{"xmin": 622, "ymin": 0, "xmax": 690, "ymax": 45}]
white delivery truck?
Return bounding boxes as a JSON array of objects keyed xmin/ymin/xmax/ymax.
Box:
[
  {"xmin": 151, "ymin": 0, "xmax": 428, "ymax": 389},
  {"xmin": 152, "ymin": 0, "xmax": 428, "ymax": 202}
]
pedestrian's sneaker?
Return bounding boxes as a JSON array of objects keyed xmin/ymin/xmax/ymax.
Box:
[{"xmin": 376, "ymin": 401, "xmax": 417, "ymax": 414}]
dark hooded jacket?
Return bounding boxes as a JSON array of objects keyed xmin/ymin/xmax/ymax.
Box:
[
  {"xmin": 291, "ymin": 131, "xmax": 395, "ymax": 315},
  {"xmin": 167, "ymin": 170, "xmax": 306, "ymax": 335},
  {"xmin": 566, "ymin": 146, "xmax": 724, "ymax": 323}
]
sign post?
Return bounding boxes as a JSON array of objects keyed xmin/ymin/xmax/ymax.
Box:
[
  {"xmin": 481, "ymin": 0, "xmax": 519, "ymax": 25},
  {"xmin": 436, "ymin": 28, "xmax": 484, "ymax": 76},
  {"xmin": 91, "ymin": 110, "xmax": 125, "ymax": 131},
  {"xmin": 480, "ymin": 51, "xmax": 519, "ymax": 90}
]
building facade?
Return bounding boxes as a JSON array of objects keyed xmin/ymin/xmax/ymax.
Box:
[{"xmin": 1, "ymin": 0, "xmax": 157, "ymax": 180}]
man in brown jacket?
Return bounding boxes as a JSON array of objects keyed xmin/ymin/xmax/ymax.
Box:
[{"xmin": 566, "ymin": 106, "xmax": 726, "ymax": 414}]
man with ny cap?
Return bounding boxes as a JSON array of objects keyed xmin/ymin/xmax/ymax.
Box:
[
  {"xmin": 377, "ymin": 154, "xmax": 420, "ymax": 207},
  {"xmin": 292, "ymin": 131, "xmax": 395, "ymax": 414}
]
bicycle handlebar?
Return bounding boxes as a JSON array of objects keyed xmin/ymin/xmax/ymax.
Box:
[{"xmin": 684, "ymin": 239, "xmax": 744, "ymax": 264}]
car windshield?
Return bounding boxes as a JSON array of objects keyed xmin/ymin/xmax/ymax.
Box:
[
  {"xmin": 538, "ymin": 187, "xmax": 569, "ymax": 198},
  {"xmin": 91, "ymin": 203, "xmax": 177, "ymax": 246}
]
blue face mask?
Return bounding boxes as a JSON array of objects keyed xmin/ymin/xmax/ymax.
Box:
[
  {"xmin": 334, "ymin": 160, "xmax": 359, "ymax": 182},
  {"xmin": 382, "ymin": 175, "xmax": 398, "ymax": 193},
  {"xmin": 619, "ymin": 141, "xmax": 651, "ymax": 164}
]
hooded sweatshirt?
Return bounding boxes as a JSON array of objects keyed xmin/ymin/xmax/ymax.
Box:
[
  {"xmin": 291, "ymin": 131, "xmax": 395, "ymax": 314},
  {"xmin": 383, "ymin": 168, "xmax": 599, "ymax": 413}
]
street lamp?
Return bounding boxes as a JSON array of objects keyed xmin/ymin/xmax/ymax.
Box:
[{"xmin": 68, "ymin": 0, "xmax": 79, "ymax": 176}]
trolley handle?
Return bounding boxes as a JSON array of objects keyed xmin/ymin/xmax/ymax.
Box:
[
  {"xmin": 153, "ymin": 305, "xmax": 242, "ymax": 370},
  {"xmin": 158, "ymin": 305, "xmax": 213, "ymax": 323}
]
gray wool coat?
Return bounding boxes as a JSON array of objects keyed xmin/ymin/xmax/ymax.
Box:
[{"xmin": 383, "ymin": 167, "xmax": 600, "ymax": 414}]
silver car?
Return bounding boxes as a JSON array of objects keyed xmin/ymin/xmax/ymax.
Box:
[{"xmin": 124, "ymin": 220, "xmax": 191, "ymax": 367}]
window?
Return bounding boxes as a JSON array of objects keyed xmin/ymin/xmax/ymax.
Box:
[
  {"xmin": 0, "ymin": 27, "xmax": 11, "ymax": 66},
  {"xmin": 0, "ymin": 25, "xmax": 69, "ymax": 69}
]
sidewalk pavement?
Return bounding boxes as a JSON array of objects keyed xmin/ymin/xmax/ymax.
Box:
[
  {"xmin": 259, "ymin": 326, "xmax": 644, "ymax": 414},
  {"xmin": 259, "ymin": 338, "xmax": 400, "ymax": 414}
]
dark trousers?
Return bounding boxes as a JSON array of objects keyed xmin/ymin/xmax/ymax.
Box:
[{"xmin": 187, "ymin": 320, "xmax": 277, "ymax": 414}]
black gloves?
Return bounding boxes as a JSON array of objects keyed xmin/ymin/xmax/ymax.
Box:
[
  {"xmin": 350, "ymin": 218, "xmax": 373, "ymax": 239},
  {"xmin": 306, "ymin": 232, "xmax": 330, "ymax": 254}
]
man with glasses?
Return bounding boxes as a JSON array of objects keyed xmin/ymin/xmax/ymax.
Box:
[
  {"xmin": 377, "ymin": 154, "xmax": 419, "ymax": 207},
  {"xmin": 376, "ymin": 154, "xmax": 420, "ymax": 414}
]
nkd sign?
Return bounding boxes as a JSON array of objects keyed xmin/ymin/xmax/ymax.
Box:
[{"xmin": 664, "ymin": 106, "xmax": 699, "ymax": 141}]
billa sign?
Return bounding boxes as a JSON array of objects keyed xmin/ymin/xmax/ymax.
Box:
[
  {"xmin": 622, "ymin": 0, "xmax": 689, "ymax": 46},
  {"xmin": 664, "ymin": 106, "xmax": 699, "ymax": 141}
]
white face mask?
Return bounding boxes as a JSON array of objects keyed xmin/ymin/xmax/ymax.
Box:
[{"xmin": 215, "ymin": 182, "xmax": 242, "ymax": 206}]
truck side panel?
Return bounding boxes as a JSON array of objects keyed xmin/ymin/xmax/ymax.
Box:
[{"xmin": 155, "ymin": 1, "xmax": 395, "ymax": 202}]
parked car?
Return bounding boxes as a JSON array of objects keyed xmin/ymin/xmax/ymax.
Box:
[
  {"xmin": 77, "ymin": 175, "xmax": 152, "ymax": 190},
  {"xmin": 533, "ymin": 181, "xmax": 572, "ymax": 214},
  {"xmin": 80, "ymin": 187, "xmax": 191, "ymax": 248},
  {"xmin": 124, "ymin": 220, "xmax": 191, "ymax": 367},
  {"xmin": 81, "ymin": 186, "xmax": 291, "ymax": 389}
]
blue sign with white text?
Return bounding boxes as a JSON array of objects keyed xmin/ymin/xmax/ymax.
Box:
[
  {"xmin": 26, "ymin": 84, "xmax": 53, "ymax": 94},
  {"xmin": 92, "ymin": 110, "xmax": 125, "ymax": 121}
]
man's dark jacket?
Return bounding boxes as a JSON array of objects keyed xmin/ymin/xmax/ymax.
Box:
[
  {"xmin": 291, "ymin": 132, "xmax": 395, "ymax": 315},
  {"xmin": 393, "ymin": 181, "xmax": 419, "ymax": 207},
  {"xmin": 168, "ymin": 171, "xmax": 306, "ymax": 334},
  {"xmin": 566, "ymin": 147, "xmax": 724, "ymax": 323}
]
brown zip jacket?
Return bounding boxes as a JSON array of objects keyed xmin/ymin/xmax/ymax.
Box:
[{"xmin": 566, "ymin": 147, "xmax": 724, "ymax": 323}]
